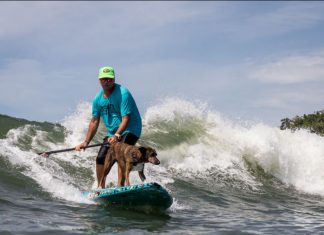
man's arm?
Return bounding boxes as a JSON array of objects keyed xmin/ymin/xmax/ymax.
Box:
[
  {"xmin": 115, "ymin": 115, "xmax": 130, "ymax": 136},
  {"xmin": 75, "ymin": 117, "xmax": 100, "ymax": 151},
  {"xmin": 108, "ymin": 115, "xmax": 130, "ymax": 144}
]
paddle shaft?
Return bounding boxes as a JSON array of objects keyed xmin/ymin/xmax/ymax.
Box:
[{"xmin": 38, "ymin": 143, "xmax": 109, "ymax": 156}]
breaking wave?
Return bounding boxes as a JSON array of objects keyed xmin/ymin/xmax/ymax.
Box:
[{"xmin": 1, "ymin": 97, "xmax": 324, "ymax": 208}]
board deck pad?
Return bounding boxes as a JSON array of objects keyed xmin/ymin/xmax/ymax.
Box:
[{"xmin": 83, "ymin": 182, "xmax": 173, "ymax": 210}]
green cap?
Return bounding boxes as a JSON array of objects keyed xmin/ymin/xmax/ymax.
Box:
[{"xmin": 98, "ymin": 66, "xmax": 115, "ymax": 79}]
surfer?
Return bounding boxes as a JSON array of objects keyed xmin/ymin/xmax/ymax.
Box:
[{"xmin": 75, "ymin": 66, "xmax": 142, "ymax": 188}]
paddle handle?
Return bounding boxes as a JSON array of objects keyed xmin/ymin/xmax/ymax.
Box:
[{"xmin": 38, "ymin": 143, "xmax": 109, "ymax": 156}]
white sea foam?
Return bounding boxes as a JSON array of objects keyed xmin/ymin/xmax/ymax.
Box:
[
  {"xmin": 0, "ymin": 139, "xmax": 93, "ymax": 204},
  {"xmin": 143, "ymin": 98, "xmax": 324, "ymax": 195},
  {"xmin": 169, "ymin": 198, "xmax": 191, "ymax": 212},
  {"xmin": 61, "ymin": 101, "xmax": 93, "ymax": 147}
]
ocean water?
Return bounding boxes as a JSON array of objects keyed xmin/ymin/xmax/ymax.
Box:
[{"xmin": 1, "ymin": 98, "xmax": 324, "ymax": 234}]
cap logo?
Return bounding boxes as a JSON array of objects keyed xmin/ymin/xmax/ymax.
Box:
[{"xmin": 103, "ymin": 68, "xmax": 110, "ymax": 73}]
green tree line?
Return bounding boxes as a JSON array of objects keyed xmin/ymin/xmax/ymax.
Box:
[{"xmin": 280, "ymin": 110, "xmax": 324, "ymax": 136}]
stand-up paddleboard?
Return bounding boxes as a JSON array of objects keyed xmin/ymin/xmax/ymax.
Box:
[{"xmin": 83, "ymin": 182, "xmax": 173, "ymax": 210}]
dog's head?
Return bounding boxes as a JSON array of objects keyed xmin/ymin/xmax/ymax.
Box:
[{"xmin": 138, "ymin": 146, "xmax": 160, "ymax": 165}]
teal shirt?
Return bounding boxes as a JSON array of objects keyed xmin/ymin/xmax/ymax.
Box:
[{"xmin": 92, "ymin": 84, "xmax": 142, "ymax": 137}]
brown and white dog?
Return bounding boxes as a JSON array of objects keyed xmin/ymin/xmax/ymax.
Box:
[{"xmin": 99, "ymin": 142, "xmax": 160, "ymax": 187}]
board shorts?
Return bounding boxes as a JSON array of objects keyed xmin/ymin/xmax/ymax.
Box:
[{"xmin": 96, "ymin": 132, "xmax": 139, "ymax": 165}]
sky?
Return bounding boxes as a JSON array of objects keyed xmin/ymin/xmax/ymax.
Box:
[{"xmin": 0, "ymin": 1, "xmax": 324, "ymax": 126}]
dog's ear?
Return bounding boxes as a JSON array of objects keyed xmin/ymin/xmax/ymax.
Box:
[
  {"xmin": 138, "ymin": 147, "xmax": 147, "ymax": 157},
  {"xmin": 130, "ymin": 148, "xmax": 141, "ymax": 164}
]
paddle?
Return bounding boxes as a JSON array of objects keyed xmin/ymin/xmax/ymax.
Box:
[{"xmin": 38, "ymin": 143, "xmax": 109, "ymax": 157}]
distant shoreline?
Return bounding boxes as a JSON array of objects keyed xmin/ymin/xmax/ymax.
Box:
[{"xmin": 280, "ymin": 110, "xmax": 324, "ymax": 136}]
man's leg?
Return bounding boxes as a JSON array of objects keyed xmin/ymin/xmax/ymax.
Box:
[{"xmin": 96, "ymin": 138, "xmax": 109, "ymax": 188}]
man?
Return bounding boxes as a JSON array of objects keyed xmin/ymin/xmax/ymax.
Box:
[{"xmin": 75, "ymin": 66, "xmax": 142, "ymax": 188}]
